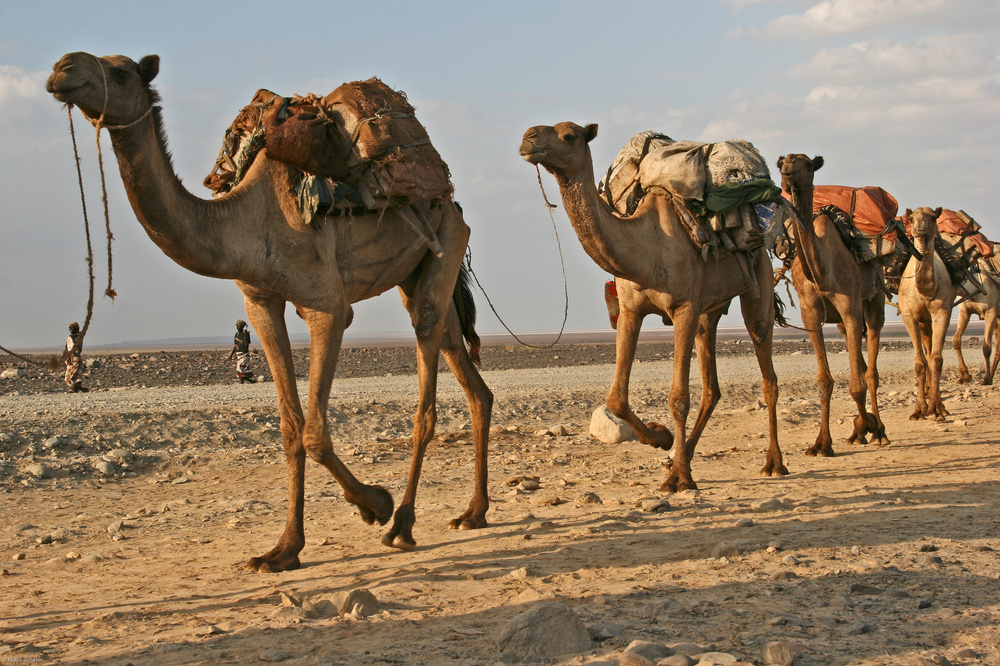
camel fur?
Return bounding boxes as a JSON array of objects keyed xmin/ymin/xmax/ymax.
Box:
[
  {"xmin": 898, "ymin": 206, "xmax": 953, "ymax": 420},
  {"xmin": 47, "ymin": 52, "xmax": 494, "ymax": 572},
  {"xmin": 521, "ymin": 122, "xmax": 786, "ymax": 492},
  {"xmin": 777, "ymin": 154, "xmax": 890, "ymax": 455}
]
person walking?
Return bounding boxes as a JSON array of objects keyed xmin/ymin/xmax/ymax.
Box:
[
  {"xmin": 64, "ymin": 321, "xmax": 88, "ymax": 392},
  {"xmin": 229, "ymin": 319, "xmax": 255, "ymax": 383}
]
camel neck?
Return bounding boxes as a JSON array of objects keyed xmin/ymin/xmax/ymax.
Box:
[
  {"xmin": 106, "ymin": 112, "xmax": 252, "ymax": 279},
  {"xmin": 551, "ymin": 158, "xmax": 666, "ymax": 282}
]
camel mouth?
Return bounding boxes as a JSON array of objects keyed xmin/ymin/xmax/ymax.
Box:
[
  {"xmin": 46, "ymin": 74, "xmax": 88, "ymax": 102},
  {"xmin": 519, "ymin": 143, "xmax": 546, "ymax": 164}
]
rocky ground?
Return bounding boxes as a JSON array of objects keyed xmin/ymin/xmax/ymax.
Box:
[{"xmin": 1, "ymin": 336, "xmax": 998, "ymax": 666}]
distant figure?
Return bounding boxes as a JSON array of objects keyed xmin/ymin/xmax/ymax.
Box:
[
  {"xmin": 64, "ymin": 321, "xmax": 88, "ymax": 392},
  {"xmin": 229, "ymin": 319, "xmax": 255, "ymax": 383}
]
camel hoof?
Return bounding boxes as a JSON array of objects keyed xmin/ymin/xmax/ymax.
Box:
[
  {"xmin": 805, "ymin": 445, "xmax": 834, "ymax": 457},
  {"xmin": 246, "ymin": 555, "xmax": 301, "ymax": 573},
  {"xmin": 760, "ymin": 464, "xmax": 790, "ymax": 477},
  {"xmin": 909, "ymin": 412, "xmax": 925, "ymax": 421},
  {"xmin": 873, "ymin": 436, "xmax": 891, "ymax": 447},
  {"xmin": 644, "ymin": 422, "xmax": 674, "ymax": 451},
  {"xmin": 357, "ymin": 485, "xmax": 394, "ymax": 526},
  {"xmin": 381, "ymin": 533, "xmax": 416, "ymax": 550},
  {"xmin": 659, "ymin": 478, "xmax": 695, "ymax": 493},
  {"xmin": 448, "ymin": 516, "xmax": 488, "ymax": 530}
]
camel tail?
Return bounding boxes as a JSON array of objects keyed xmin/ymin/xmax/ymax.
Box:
[
  {"xmin": 773, "ymin": 291, "xmax": 790, "ymax": 328},
  {"xmin": 454, "ymin": 262, "xmax": 482, "ymax": 366}
]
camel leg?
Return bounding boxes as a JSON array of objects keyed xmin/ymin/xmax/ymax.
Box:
[
  {"xmin": 381, "ymin": 209, "xmax": 478, "ymax": 549},
  {"xmin": 840, "ymin": 309, "xmax": 879, "ymax": 447},
  {"xmin": 904, "ymin": 314, "xmax": 930, "ymax": 420},
  {"xmin": 988, "ymin": 312, "xmax": 1000, "ymax": 385},
  {"xmin": 441, "ymin": 321, "xmax": 493, "ymax": 531},
  {"xmin": 982, "ymin": 309, "xmax": 997, "ymax": 385},
  {"xmin": 240, "ymin": 295, "xmax": 307, "ymax": 572},
  {"xmin": 682, "ymin": 310, "xmax": 723, "ymax": 454},
  {"xmin": 661, "ymin": 304, "xmax": 698, "ymax": 493},
  {"xmin": 799, "ymin": 295, "xmax": 836, "ymax": 456},
  {"xmin": 862, "ymin": 303, "xmax": 890, "ymax": 446},
  {"xmin": 953, "ymin": 305, "xmax": 973, "ymax": 384},
  {"xmin": 926, "ymin": 311, "xmax": 951, "ymax": 420},
  {"xmin": 607, "ymin": 303, "xmax": 674, "ymax": 450},
  {"xmin": 742, "ymin": 288, "xmax": 785, "ymax": 477},
  {"xmin": 240, "ymin": 295, "xmax": 392, "ymax": 572}
]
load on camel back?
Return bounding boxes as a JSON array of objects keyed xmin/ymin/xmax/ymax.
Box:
[
  {"xmin": 779, "ymin": 184, "xmax": 908, "ymax": 295},
  {"xmin": 898, "ymin": 207, "xmax": 993, "ymax": 297},
  {"xmin": 203, "ymin": 78, "xmax": 453, "ymax": 226},
  {"xmin": 596, "ymin": 132, "xmax": 793, "ymax": 328},
  {"xmin": 598, "ymin": 132, "xmax": 792, "ymax": 259}
]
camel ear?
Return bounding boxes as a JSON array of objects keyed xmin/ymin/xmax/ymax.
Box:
[
  {"xmin": 934, "ymin": 207, "xmax": 942, "ymax": 216},
  {"xmin": 583, "ymin": 124, "xmax": 598, "ymax": 143},
  {"xmin": 812, "ymin": 156, "xmax": 824, "ymax": 170},
  {"xmin": 906, "ymin": 208, "xmax": 913, "ymax": 217},
  {"xmin": 137, "ymin": 55, "xmax": 159, "ymax": 86},
  {"xmin": 777, "ymin": 156, "xmax": 785, "ymax": 169}
]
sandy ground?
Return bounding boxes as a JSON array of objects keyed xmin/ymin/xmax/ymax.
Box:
[{"xmin": 1, "ymin": 342, "xmax": 999, "ymax": 665}]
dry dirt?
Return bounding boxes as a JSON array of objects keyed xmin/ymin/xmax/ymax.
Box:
[{"xmin": 1, "ymin": 338, "xmax": 999, "ymax": 665}]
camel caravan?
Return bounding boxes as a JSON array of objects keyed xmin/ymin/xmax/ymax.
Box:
[{"xmin": 47, "ymin": 52, "xmax": 996, "ymax": 571}]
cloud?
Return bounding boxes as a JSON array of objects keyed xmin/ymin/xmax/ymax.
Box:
[
  {"xmin": 0, "ymin": 65, "xmax": 45, "ymax": 104},
  {"xmin": 732, "ymin": 0, "xmax": 1000, "ymax": 39}
]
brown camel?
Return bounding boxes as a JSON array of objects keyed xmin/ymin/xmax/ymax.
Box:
[
  {"xmin": 952, "ymin": 264, "xmax": 1000, "ymax": 385},
  {"xmin": 777, "ymin": 155, "xmax": 889, "ymax": 455},
  {"xmin": 898, "ymin": 206, "xmax": 953, "ymax": 420},
  {"xmin": 520, "ymin": 122, "xmax": 785, "ymax": 492},
  {"xmin": 47, "ymin": 52, "xmax": 493, "ymax": 572}
]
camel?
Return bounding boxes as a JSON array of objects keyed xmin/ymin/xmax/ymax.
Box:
[
  {"xmin": 777, "ymin": 154, "xmax": 889, "ymax": 455},
  {"xmin": 520, "ymin": 122, "xmax": 785, "ymax": 492},
  {"xmin": 898, "ymin": 206, "xmax": 953, "ymax": 420},
  {"xmin": 952, "ymin": 265, "xmax": 1000, "ymax": 385},
  {"xmin": 47, "ymin": 52, "xmax": 494, "ymax": 572}
]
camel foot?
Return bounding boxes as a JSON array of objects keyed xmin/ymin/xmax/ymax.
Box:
[
  {"xmin": 909, "ymin": 411, "xmax": 925, "ymax": 421},
  {"xmin": 448, "ymin": 515, "xmax": 489, "ymax": 530},
  {"xmin": 958, "ymin": 373, "xmax": 972, "ymax": 384},
  {"xmin": 805, "ymin": 442, "xmax": 835, "ymax": 457},
  {"xmin": 246, "ymin": 553, "xmax": 301, "ymax": 573},
  {"xmin": 381, "ymin": 504, "xmax": 417, "ymax": 550},
  {"xmin": 983, "ymin": 377, "xmax": 994, "ymax": 387},
  {"xmin": 353, "ymin": 485, "xmax": 394, "ymax": 526},
  {"xmin": 871, "ymin": 435, "xmax": 891, "ymax": 447},
  {"xmin": 659, "ymin": 476, "xmax": 696, "ymax": 493},
  {"xmin": 760, "ymin": 462, "xmax": 790, "ymax": 477},
  {"xmin": 380, "ymin": 533, "xmax": 416, "ymax": 550},
  {"xmin": 641, "ymin": 422, "xmax": 674, "ymax": 451}
]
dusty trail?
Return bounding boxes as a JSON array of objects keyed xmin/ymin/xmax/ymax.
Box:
[{"xmin": 1, "ymin": 346, "xmax": 998, "ymax": 665}]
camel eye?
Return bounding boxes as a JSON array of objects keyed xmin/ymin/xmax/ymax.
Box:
[
  {"xmin": 564, "ymin": 133, "xmax": 576, "ymax": 143},
  {"xmin": 111, "ymin": 68, "xmax": 129, "ymax": 85}
]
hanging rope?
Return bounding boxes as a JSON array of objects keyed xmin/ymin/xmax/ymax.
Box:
[{"xmin": 463, "ymin": 165, "xmax": 569, "ymax": 350}]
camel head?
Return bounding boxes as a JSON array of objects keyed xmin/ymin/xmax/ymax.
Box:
[
  {"xmin": 47, "ymin": 52, "xmax": 159, "ymax": 127},
  {"xmin": 777, "ymin": 154, "xmax": 823, "ymax": 194},
  {"xmin": 520, "ymin": 122, "xmax": 598, "ymax": 176},
  {"xmin": 907, "ymin": 206, "xmax": 943, "ymax": 239}
]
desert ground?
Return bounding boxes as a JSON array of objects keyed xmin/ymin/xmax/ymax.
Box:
[{"xmin": 1, "ymin": 335, "xmax": 999, "ymax": 665}]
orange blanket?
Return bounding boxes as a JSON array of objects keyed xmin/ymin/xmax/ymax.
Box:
[
  {"xmin": 899, "ymin": 209, "xmax": 993, "ymax": 258},
  {"xmin": 782, "ymin": 185, "xmax": 899, "ymax": 239}
]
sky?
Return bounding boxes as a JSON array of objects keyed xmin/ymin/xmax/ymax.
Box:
[{"xmin": 2, "ymin": 0, "xmax": 1000, "ymax": 350}]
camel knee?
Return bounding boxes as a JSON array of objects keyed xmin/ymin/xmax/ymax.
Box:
[
  {"xmin": 816, "ymin": 377, "xmax": 834, "ymax": 400},
  {"xmin": 414, "ymin": 302, "xmax": 441, "ymax": 338}
]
